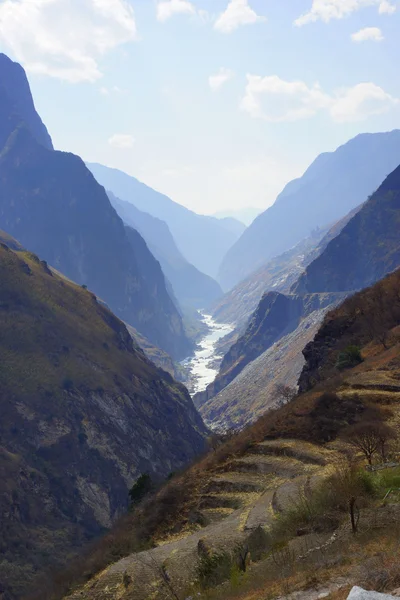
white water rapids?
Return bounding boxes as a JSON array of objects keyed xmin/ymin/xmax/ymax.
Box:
[{"xmin": 182, "ymin": 313, "xmax": 234, "ymax": 395}]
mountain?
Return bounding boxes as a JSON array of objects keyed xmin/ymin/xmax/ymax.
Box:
[
  {"xmin": 219, "ymin": 131, "xmax": 400, "ymax": 290},
  {"xmin": 108, "ymin": 192, "xmax": 222, "ymax": 309},
  {"xmin": 213, "ymin": 207, "xmax": 262, "ymax": 226},
  {"xmin": 292, "ymin": 164, "xmax": 400, "ymax": 295},
  {"xmin": 37, "ymin": 268, "xmax": 400, "ymax": 600},
  {"xmin": 195, "ymin": 291, "xmax": 344, "ymax": 408},
  {"xmin": 86, "ymin": 162, "xmax": 242, "ymax": 281},
  {"xmin": 212, "ymin": 207, "xmax": 361, "ymax": 328},
  {"xmin": 217, "ymin": 216, "xmax": 246, "ymax": 237},
  {"xmin": 199, "ymin": 163, "xmax": 400, "ymax": 422},
  {"xmin": 0, "ymin": 235, "xmax": 207, "ymax": 598},
  {"xmin": 0, "ymin": 53, "xmax": 53, "ymax": 151},
  {"xmin": 0, "ymin": 57, "xmax": 191, "ymax": 360}
]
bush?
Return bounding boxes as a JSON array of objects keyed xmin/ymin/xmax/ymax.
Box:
[
  {"xmin": 336, "ymin": 345, "xmax": 363, "ymax": 370},
  {"xmin": 128, "ymin": 474, "xmax": 154, "ymax": 509},
  {"xmin": 196, "ymin": 550, "xmax": 232, "ymax": 589}
]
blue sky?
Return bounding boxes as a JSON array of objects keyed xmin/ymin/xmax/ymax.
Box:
[{"xmin": 0, "ymin": 0, "xmax": 399, "ymax": 214}]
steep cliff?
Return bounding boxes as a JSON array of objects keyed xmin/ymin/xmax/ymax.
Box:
[{"xmin": 0, "ymin": 237, "xmax": 206, "ymax": 598}]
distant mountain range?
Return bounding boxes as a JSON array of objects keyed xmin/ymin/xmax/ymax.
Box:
[
  {"xmin": 87, "ymin": 162, "xmax": 244, "ymax": 281},
  {"xmin": 219, "ymin": 131, "xmax": 400, "ymax": 290},
  {"xmin": 108, "ymin": 191, "xmax": 222, "ymax": 309},
  {"xmin": 213, "ymin": 207, "xmax": 262, "ymax": 226},
  {"xmin": 0, "ymin": 53, "xmax": 191, "ymax": 361}
]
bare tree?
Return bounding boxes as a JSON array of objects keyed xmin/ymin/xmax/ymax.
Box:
[
  {"xmin": 343, "ymin": 422, "xmax": 396, "ymax": 466},
  {"xmin": 274, "ymin": 384, "xmax": 297, "ymax": 408}
]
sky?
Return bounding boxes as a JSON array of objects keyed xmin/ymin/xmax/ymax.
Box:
[{"xmin": 0, "ymin": 0, "xmax": 399, "ymax": 215}]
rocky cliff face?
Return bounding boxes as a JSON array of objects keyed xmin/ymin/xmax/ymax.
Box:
[
  {"xmin": 219, "ymin": 131, "xmax": 400, "ymax": 290},
  {"xmin": 293, "ymin": 164, "xmax": 400, "ymax": 295},
  {"xmin": 0, "ymin": 237, "xmax": 207, "ymax": 598}
]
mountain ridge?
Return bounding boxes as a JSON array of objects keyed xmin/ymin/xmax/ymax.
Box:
[{"xmin": 219, "ymin": 130, "xmax": 400, "ymax": 290}]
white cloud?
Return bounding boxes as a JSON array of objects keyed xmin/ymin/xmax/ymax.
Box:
[
  {"xmin": 351, "ymin": 26, "xmax": 384, "ymax": 41},
  {"xmin": 0, "ymin": 0, "xmax": 137, "ymax": 83},
  {"xmin": 240, "ymin": 75, "xmax": 331, "ymax": 122},
  {"xmin": 209, "ymin": 68, "xmax": 235, "ymax": 91},
  {"xmin": 331, "ymin": 82, "xmax": 398, "ymax": 121},
  {"xmin": 108, "ymin": 134, "xmax": 135, "ymax": 149},
  {"xmin": 240, "ymin": 74, "xmax": 398, "ymax": 123},
  {"xmin": 379, "ymin": 0, "xmax": 397, "ymax": 12},
  {"xmin": 214, "ymin": 0, "xmax": 266, "ymax": 33},
  {"xmin": 295, "ymin": 0, "xmax": 396, "ymax": 26},
  {"xmin": 156, "ymin": 0, "xmax": 196, "ymax": 21}
]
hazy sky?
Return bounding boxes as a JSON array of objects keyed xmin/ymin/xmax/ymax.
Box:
[{"xmin": 0, "ymin": 0, "xmax": 399, "ymax": 215}]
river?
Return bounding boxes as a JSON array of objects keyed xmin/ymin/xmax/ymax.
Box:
[{"xmin": 182, "ymin": 313, "xmax": 234, "ymax": 395}]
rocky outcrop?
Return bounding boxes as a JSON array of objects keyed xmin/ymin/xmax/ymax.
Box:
[
  {"xmin": 0, "ymin": 239, "xmax": 207, "ymax": 598},
  {"xmin": 298, "ymin": 268, "xmax": 400, "ymax": 393}
]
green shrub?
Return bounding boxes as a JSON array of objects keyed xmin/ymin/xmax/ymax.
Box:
[
  {"xmin": 336, "ymin": 345, "xmax": 363, "ymax": 370},
  {"xmin": 128, "ymin": 474, "xmax": 154, "ymax": 509},
  {"xmin": 196, "ymin": 550, "xmax": 232, "ymax": 589}
]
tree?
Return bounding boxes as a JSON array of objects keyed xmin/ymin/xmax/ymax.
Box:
[
  {"xmin": 274, "ymin": 383, "xmax": 297, "ymax": 407},
  {"xmin": 343, "ymin": 422, "xmax": 395, "ymax": 466},
  {"xmin": 128, "ymin": 473, "xmax": 154, "ymax": 509},
  {"xmin": 335, "ymin": 345, "xmax": 363, "ymax": 370},
  {"xmin": 329, "ymin": 462, "xmax": 372, "ymax": 534}
]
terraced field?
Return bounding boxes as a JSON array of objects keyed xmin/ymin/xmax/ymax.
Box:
[{"xmin": 66, "ymin": 440, "xmax": 336, "ymax": 600}]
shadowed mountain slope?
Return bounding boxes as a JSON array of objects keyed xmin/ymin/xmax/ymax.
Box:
[
  {"xmin": 87, "ymin": 162, "xmax": 242, "ymax": 281},
  {"xmin": 219, "ymin": 131, "xmax": 400, "ymax": 290},
  {"xmin": 293, "ymin": 164, "xmax": 400, "ymax": 295},
  {"xmin": 0, "ymin": 236, "xmax": 207, "ymax": 598}
]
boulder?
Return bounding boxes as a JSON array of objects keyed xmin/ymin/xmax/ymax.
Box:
[{"xmin": 348, "ymin": 587, "xmax": 396, "ymax": 599}]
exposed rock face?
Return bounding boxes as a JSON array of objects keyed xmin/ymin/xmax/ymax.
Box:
[
  {"xmin": 219, "ymin": 130, "xmax": 400, "ymax": 290},
  {"xmin": 293, "ymin": 164, "xmax": 400, "ymax": 295},
  {"xmin": 0, "ymin": 62, "xmax": 191, "ymax": 359},
  {"xmin": 87, "ymin": 162, "xmax": 242, "ymax": 282},
  {"xmin": 0, "ymin": 53, "xmax": 53, "ymax": 150},
  {"xmin": 109, "ymin": 192, "xmax": 223, "ymax": 309},
  {"xmin": 0, "ymin": 238, "xmax": 207, "ymax": 598}
]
